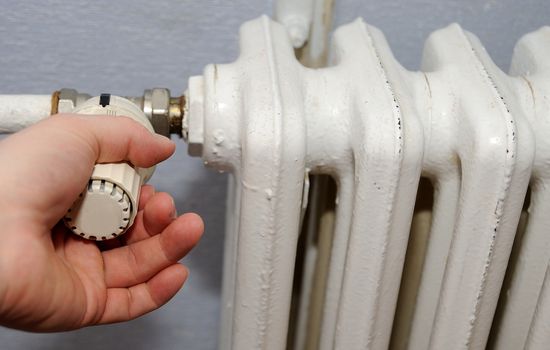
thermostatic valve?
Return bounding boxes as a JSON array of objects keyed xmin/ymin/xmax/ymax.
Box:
[
  {"xmin": 63, "ymin": 94, "xmax": 156, "ymax": 240},
  {"xmin": 53, "ymin": 88, "xmax": 185, "ymax": 137}
]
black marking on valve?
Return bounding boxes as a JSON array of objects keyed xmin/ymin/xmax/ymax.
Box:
[{"xmin": 99, "ymin": 93, "xmax": 111, "ymax": 107}]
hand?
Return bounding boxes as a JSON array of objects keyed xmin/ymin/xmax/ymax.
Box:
[{"xmin": 0, "ymin": 115, "xmax": 203, "ymax": 332}]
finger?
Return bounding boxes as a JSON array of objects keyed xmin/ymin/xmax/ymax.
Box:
[
  {"xmin": 98, "ymin": 264, "xmax": 188, "ymax": 324},
  {"xmin": 52, "ymin": 115, "xmax": 176, "ymax": 168},
  {"xmin": 138, "ymin": 185, "xmax": 156, "ymax": 210},
  {"xmin": 98, "ymin": 186, "xmax": 161, "ymax": 250},
  {"xmin": 103, "ymin": 213, "xmax": 203, "ymax": 288},
  {"xmin": 144, "ymin": 193, "xmax": 177, "ymax": 234},
  {"xmin": 123, "ymin": 192, "xmax": 176, "ymax": 244},
  {"xmin": 7, "ymin": 115, "xmax": 174, "ymax": 172}
]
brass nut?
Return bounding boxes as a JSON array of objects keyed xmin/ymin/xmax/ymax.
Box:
[{"xmin": 142, "ymin": 88, "xmax": 183, "ymax": 137}]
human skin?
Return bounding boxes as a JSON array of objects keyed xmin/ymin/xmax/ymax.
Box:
[{"xmin": 0, "ymin": 115, "xmax": 203, "ymax": 332}]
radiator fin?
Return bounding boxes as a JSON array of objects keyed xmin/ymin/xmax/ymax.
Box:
[{"xmin": 187, "ymin": 16, "xmax": 550, "ymax": 350}]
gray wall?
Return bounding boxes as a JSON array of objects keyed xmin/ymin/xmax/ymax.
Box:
[
  {"xmin": 0, "ymin": 1, "xmax": 547, "ymax": 349},
  {"xmin": 333, "ymin": 0, "xmax": 550, "ymax": 71}
]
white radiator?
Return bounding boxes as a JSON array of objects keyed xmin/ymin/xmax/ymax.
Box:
[{"xmin": 184, "ymin": 16, "xmax": 550, "ymax": 350}]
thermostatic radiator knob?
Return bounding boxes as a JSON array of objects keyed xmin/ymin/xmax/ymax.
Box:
[{"xmin": 63, "ymin": 94, "xmax": 156, "ymax": 240}]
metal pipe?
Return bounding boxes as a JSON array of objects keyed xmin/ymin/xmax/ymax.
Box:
[
  {"xmin": 0, "ymin": 89, "xmax": 185, "ymax": 137},
  {"xmin": 0, "ymin": 95, "xmax": 52, "ymax": 133}
]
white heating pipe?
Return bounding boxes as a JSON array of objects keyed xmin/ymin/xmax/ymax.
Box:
[{"xmin": 0, "ymin": 95, "xmax": 52, "ymax": 133}]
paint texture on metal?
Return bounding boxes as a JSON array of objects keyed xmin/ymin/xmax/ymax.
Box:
[
  {"xmin": 185, "ymin": 16, "xmax": 548, "ymax": 350},
  {"xmin": 0, "ymin": 95, "xmax": 51, "ymax": 132}
]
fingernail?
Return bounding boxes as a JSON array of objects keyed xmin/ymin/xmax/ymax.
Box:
[
  {"xmin": 154, "ymin": 133, "xmax": 172, "ymax": 143},
  {"xmin": 171, "ymin": 198, "xmax": 178, "ymax": 218}
]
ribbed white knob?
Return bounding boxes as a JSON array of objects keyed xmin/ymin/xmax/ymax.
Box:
[
  {"xmin": 64, "ymin": 163, "xmax": 141, "ymax": 240},
  {"xmin": 63, "ymin": 94, "xmax": 155, "ymax": 240}
]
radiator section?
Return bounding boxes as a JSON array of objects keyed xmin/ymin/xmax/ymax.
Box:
[{"xmin": 184, "ymin": 16, "xmax": 550, "ymax": 350}]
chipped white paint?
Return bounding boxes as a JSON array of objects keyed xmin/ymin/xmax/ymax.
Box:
[
  {"xmin": 413, "ymin": 24, "xmax": 534, "ymax": 350},
  {"xmin": 490, "ymin": 27, "xmax": 550, "ymax": 350},
  {"xmin": 188, "ymin": 17, "xmax": 307, "ymax": 349},
  {"xmin": 186, "ymin": 16, "xmax": 550, "ymax": 350},
  {"xmin": 0, "ymin": 95, "xmax": 51, "ymax": 132}
]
